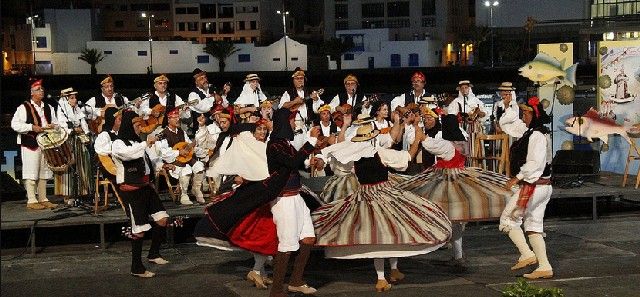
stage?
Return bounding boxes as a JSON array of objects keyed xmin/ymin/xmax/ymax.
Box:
[{"xmin": 1, "ymin": 172, "xmax": 638, "ymax": 256}]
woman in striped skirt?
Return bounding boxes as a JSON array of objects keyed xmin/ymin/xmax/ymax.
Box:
[
  {"xmin": 396, "ymin": 119, "xmax": 512, "ymax": 267},
  {"xmin": 312, "ymin": 124, "xmax": 452, "ymax": 292}
]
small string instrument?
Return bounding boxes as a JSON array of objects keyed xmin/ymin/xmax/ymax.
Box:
[
  {"xmin": 174, "ymin": 141, "xmax": 196, "ymax": 164},
  {"xmin": 98, "ymin": 154, "xmax": 117, "ymax": 176},
  {"xmin": 139, "ymin": 103, "xmax": 166, "ymax": 134},
  {"xmin": 288, "ymin": 89, "xmax": 325, "ymax": 111}
]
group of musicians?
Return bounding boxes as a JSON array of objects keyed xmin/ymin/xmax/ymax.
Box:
[{"xmin": 11, "ymin": 68, "xmax": 554, "ymax": 289}]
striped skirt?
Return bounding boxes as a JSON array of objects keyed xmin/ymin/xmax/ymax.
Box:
[
  {"xmin": 397, "ymin": 167, "xmax": 512, "ymax": 222},
  {"xmin": 320, "ymin": 173, "xmax": 359, "ymax": 204},
  {"xmin": 312, "ymin": 181, "xmax": 452, "ymax": 259}
]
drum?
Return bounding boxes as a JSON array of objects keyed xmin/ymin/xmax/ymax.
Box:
[{"xmin": 36, "ymin": 128, "xmax": 75, "ymax": 172}]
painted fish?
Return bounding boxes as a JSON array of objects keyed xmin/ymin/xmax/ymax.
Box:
[
  {"xmin": 564, "ymin": 108, "xmax": 630, "ymax": 144},
  {"xmin": 519, "ymin": 52, "xmax": 578, "ymax": 86}
]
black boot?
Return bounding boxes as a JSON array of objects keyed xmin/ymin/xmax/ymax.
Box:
[
  {"xmin": 269, "ymin": 251, "xmax": 291, "ymax": 297},
  {"xmin": 148, "ymin": 222, "xmax": 166, "ymax": 260},
  {"xmin": 131, "ymin": 238, "xmax": 145, "ymax": 274},
  {"xmin": 288, "ymin": 243, "xmax": 312, "ymax": 286}
]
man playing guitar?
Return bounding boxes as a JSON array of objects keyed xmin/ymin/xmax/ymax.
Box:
[
  {"xmin": 86, "ymin": 75, "xmax": 130, "ymax": 133},
  {"xmin": 140, "ymin": 74, "xmax": 187, "ymax": 131},
  {"xmin": 279, "ymin": 68, "xmax": 323, "ymax": 150},
  {"xmin": 156, "ymin": 108, "xmax": 206, "ymax": 205}
]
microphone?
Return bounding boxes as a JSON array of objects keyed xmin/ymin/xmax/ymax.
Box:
[{"xmin": 255, "ymin": 87, "xmax": 261, "ymax": 94}]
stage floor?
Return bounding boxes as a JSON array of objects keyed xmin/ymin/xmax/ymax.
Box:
[{"xmin": 2, "ymin": 172, "xmax": 638, "ymax": 254}]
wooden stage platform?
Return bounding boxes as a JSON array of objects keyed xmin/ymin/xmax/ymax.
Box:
[{"xmin": 2, "ymin": 172, "xmax": 638, "ymax": 255}]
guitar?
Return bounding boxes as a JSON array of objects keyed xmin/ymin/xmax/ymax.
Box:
[
  {"xmin": 174, "ymin": 141, "xmax": 196, "ymax": 164},
  {"xmin": 88, "ymin": 93, "xmax": 152, "ymax": 134},
  {"xmin": 98, "ymin": 154, "xmax": 117, "ymax": 176},
  {"xmin": 139, "ymin": 103, "xmax": 166, "ymax": 134},
  {"xmin": 287, "ymin": 89, "xmax": 325, "ymax": 111}
]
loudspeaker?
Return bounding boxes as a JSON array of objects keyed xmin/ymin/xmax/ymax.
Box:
[
  {"xmin": 1, "ymin": 172, "xmax": 26, "ymax": 202},
  {"xmin": 552, "ymin": 150, "xmax": 600, "ymax": 175}
]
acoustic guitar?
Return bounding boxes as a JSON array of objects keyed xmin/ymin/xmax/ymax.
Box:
[
  {"xmin": 98, "ymin": 154, "xmax": 117, "ymax": 176},
  {"xmin": 174, "ymin": 141, "xmax": 196, "ymax": 164}
]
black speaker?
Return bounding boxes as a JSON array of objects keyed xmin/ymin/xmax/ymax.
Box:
[
  {"xmin": 552, "ymin": 150, "xmax": 600, "ymax": 175},
  {"xmin": 1, "ymin": 172, "xmax": 26, "ymax": 202}
]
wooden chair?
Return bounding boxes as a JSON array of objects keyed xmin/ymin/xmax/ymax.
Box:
[
  {"xmin": 622, "ymin": 137, "xmax": 640, "ymax": 189},
  {"xmin": 94, "ymin": 174, "xmax": 124, "ymax": 215},
  {"xmin": 155, "ymin": 168, "xmax": 180, "ymax": 202},
  {"xmin": 471, "ymin": 133, "xmax": 511, "ymax": 177}
]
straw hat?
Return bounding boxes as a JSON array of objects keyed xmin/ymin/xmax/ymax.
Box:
[
  {"xmin": 343, "ymin": 74, "xmax": 358, "ymax": 85},
  {"xmin": 100, "ymin": 75, "xmax": 113, "ymax": 86},
  {"xmin": 498, "ymin": 82, "xmax": 516, "ymax": 91},
  {"xmin": 352, "ymin": 114, "xmax": 375, "ymax": 125},
  {"xmin": 351, "ymin": 125, "xmax": 380, "ymax": 142},
  {"xmin": 455, "ymin": 80, "xmax": 473, "ymax": 90},
  {"xmin": 291, "ymin": 67, "xmax": 305, "ymax": 78},
  {"xmin": 244, "ymin": 73, "xmax": 261, "ymax": 82},
  {"xmin": 60, "ymin": 87, "xmax": 78, "ymax": 96},
  {"xmin": 317, "ymin": 104, "xmax": 332, "ymax": 113},
  {"xmin": 154, "ymin": 74, "xmax": 169, "ymax": 83}
]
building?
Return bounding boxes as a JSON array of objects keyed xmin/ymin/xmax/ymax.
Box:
[
  {"xmin": 332, "ymin": 28, "xmax": 440, "ymax": 69},
  {"xmin": 323, "ymin": 0, "xmax": 477, "ymax": 66},
  {"xmin": 99, "ymin": 0, "xmax": 174, "ymax": 41}
]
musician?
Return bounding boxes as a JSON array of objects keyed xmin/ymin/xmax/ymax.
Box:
[
  {"xmin": 279, "ymin": 68, "xmax": 323, "ymax": 125},
  {"xmin": 202, "ymin": 110, "xmax": 234, "ymax": 193},
  {"xmin": 235, "ymin": 73, "xmax": 267, "ymax": 122},
  {"xmin": 390, "ymin": 71, "xmax": 431, "ymax": 111},
  {"xmin": 186, "ymin": 68, "xmax": 216, "ymax": 135},
  {"xmin": 492, "ymin": 82, "xmax": 518, "ymax": 134},
  {"xmin": 156, "ymin": 108, "xmax": 206, "ymax": 205},
  {"xmin": 57, "ymin": 87, "xmax": 89, "ymax": 136},
  {"xmin": 140, "ymin": 74, "xmax": 187, "ymax": 128},
  {"xmin": 448, "ymin": 80, "xmax": 487, "ymax": 125},
  {"xmin": 499, "ymin": 97, "xmax": 554, "ymax": 280},
  {"xmin": 111, "ymin": 110, "xmax": 170, "ymax": 278},
  {"xmin": 328, "ymin": 74, "xmax": 368, "ymax": 117},
  {"xmin": 11, "ymin": 79, "xmax": 60, "ymax": 210},
  {"xmin": 418, "ymin": 107, "xmax": 442, "ymax": 169},
  {"xmin": 95, "ymin": 107, "xmax": 121, "ymax": 182},
  {"xmin": 85, "ymin": 75, "xmax": 130, "ymax": 122}
]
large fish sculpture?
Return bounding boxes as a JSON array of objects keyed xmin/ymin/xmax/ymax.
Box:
[
  {"xmin": 564, "ymin": 108, "xmax": 631, "ymax": 144},
  {"xmin": 519, "ymin": 52, "xmax": 578, "ymax": 86}
]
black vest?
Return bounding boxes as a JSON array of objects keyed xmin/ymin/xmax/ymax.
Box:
[
  {"xmin": 20, "ymin": 101, "xmax": 52, "ymax": 149},
  {"xmin": 120, "ymin": 140, "xmax": 152, "ymax": 186},
  {"xmin": 149, "ymin": 92, "xmax": 177, "ymax": 128},
  {"xmin": 319, "ymin": 121, "xmax": 338, "ymax": 137},
  {"xmin": 94, "ymin": 94, "xmax": 125, "ymax": 108},
  {"xmin": 290, "ymin": 88, "xmax": 318, "ymax": 125},
  {"xmin": 354, "ymin": 153, "xmax": 389, "ymax": 185},
  {"xmin": 510, "ymin": 127, "xmax": 552, "ymax": 178},
  {"xmin": 108, "ymin": 131, "xmax": 118, "ymax": 141},
  {"xmin": 338, "ymin": 92, "xmax": 365, "ymax": 116}
]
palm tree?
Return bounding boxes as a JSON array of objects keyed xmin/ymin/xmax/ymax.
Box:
[
  {"xmin": 321, "ymin": 37, "xmax": 355, "ymax": 70},
  {"xmin": 78, "ymin": 48, "xmax": 104, "ymax": 75},
  {"xmin": 203, "ymin": 41, "xmax": 240, "ymax": 73}
]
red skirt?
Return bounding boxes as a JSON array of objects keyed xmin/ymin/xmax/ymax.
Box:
[{"xmin": 228, "ymin": 204, "xmax": 278, "ymax": 255}]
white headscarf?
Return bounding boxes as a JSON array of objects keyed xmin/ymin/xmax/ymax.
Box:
[{"xmin": 235, "ymin": 82, "xmax": 267, "ymax": 106}]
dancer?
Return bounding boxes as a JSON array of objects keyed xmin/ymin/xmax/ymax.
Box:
[
  {"xmin": 498, "ymin": 96, "xmax": 554, "ymax": 280},
  {"xmin": 312, "ymin": 124, "xmax": 451, "ymax": 292}
]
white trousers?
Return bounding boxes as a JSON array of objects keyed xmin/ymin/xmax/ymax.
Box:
[
  {"xmin": 500, "ymin": 185, "xmax": 553, "ymax": 233},
  {"xmin": 21, "ymin": 147, "xmax": 53, "ymax": 180},
  {"xmin": 169, "ymin": 161, "xmax": 204, "ymax": 179},
  {"xmin": 270, "ymin": 194, "xmax": 315, "ymax": 252}
]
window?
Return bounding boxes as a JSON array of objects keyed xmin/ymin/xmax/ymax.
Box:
[
  {"xmin": 422, "ymin": 0, "xmax": 436, "ymax": 16},
  {"xmin": 169, "ymin": 50, "xmax": 178, "ymax": 55},
  {"xmin": 187, "ymin": 7, "xmax": 199, "ymax": 14},
  {"xmin": 252, "ymin": 6, "xmax": 258, "ymax": 13},
  {"xmin": 115, "ymin": 20, "xmax": 124, "ymax": 28},
  {"xmin": 177, "ymin": 22, "xmax": 186, "ymax": 31},
  {"xmin": 336, "ymin": 21, "xmax": 348, "ymax": 30},
  {"xmin": 149, "ymin": 3, "xmax": 170, "ymax": 11},
  {"xmin": 422, "ymin": 17, "xmax": 436, "ymax": 27},
  {"xmin": 223, "ymin": 37, "xmax": 232, "ymax": 41},
  {"xmin": 130, "ymin": 4, "xmax": 147, "ymax": 11},
  {"xmin": 138, "ymin": 51, "xmax": 148, "ymax": 56},
  {"xmin": 250, "ymin": 21, "xmax": 257, "ymax": 30},
  {"xmin": 137, "ymin": 20, "xmax": 145, "ymax": 28},
  {"xmin": 197, "ymin": 55, "xmax": 209, "ymax": 63},
  {"xmin": 387, "ymin": 2, "xmax": 410, "ymax": 17},
  {"xmin": 175, "ymin": 7, "xmax": 187, "ymax": 14},
  {"xmin": 206, "ymin": 37, "xmax": 214, "ymax": 43},
  {"xmin": 238, "ymin": 54, "xmax": 250, "ymax": 62},
  {"xmin": 220, "ymin": 22, "xmax": 234, "ymax": 34},
  {"xmin": 362, "ymin": 20, "xmax": 384, "ymax": 28},
  {"xmin": 344, "ymin": 53, "xmax": 354, "ymax": 60},
  {"xmin": 35, "ymin": 36, "xmax": 47, "ymax": 48},
  {"xmin": 468, "ymin": 0, "xmax": 475, "ymax": 17},
  {"xmin": 408, "ymin": 53, "xmax": 419, "ymax": 66},
  {"xmin": 104, "ymin": 50, "xmax": 112, "ymax": 55},
  {"xmin": 335, "ymin": 4, "xmax": 348, "ymax": 19},
  {"xmin": 273, "ymin": 58, "xmax": 281, "ymax": 61},
  {"xmin": 202, "ymin": 22, "xmax": 216, "ymax": 34},
  {"xmin": 188, "ymin": 22, "xmax": 198, "ymax": 31},
  {"xmin": 250, "ymin": 37, "xmax": 257, "ymax": 43},
  {"xmin": 238, "ymin": 21, "xmax": 246, "ymax": 30},
  {"xmin": 238, "ymin": 37, "xmax": 246, "ymax": 43},
  {"xmin": 388, "ymin": 19, "xmax": 410, "ymax": 28},
  {"xmin": 200, "ymin": 4, "xmax": 216, "ymax": 18},
  {"xmin": 390, "ymin": 54, "xmax": 401, "ymax": 67},
  {"xmin": 362, "ymin": 3, "xmax": 384, "ymax": 18},
  {"xmin": 218, "ymin": 5, "xmax": 234, "ymax": 18},
  {"xmin": 291, "ymin": 57, "xmax": 298, "ymax": 61}
]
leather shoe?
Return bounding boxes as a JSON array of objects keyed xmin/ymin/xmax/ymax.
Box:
[
  {"xmin": 375, "ymin": 279, "xmax": 392, "ymax": 292},
  {"xmin": 247, "ymin": 270, "xmax": 267, "ymax": 289},
  {"xmin": 148, "ymin": 257, "xmax": 169, "ymax": 265},
  {"xmin": 40, "ymin": 201, "xmax": 58, "ymax": 209},
  {"xmin": 288, "ymin": 284, "xmax": 317, "ymax": 294},
  {"xmin": 27, "ymin": 203, "xmax": 46, "ymax": 210},
  {"xmin": 131, "ymin": 271, "xmax": 155, "ymax": 278},
  {"xmin": 262, "ymin": 275, "xmax": 273, "ymax": 285},
  {"xmin": 511, "ymin": 256, "xmax": 537, "ymax": 270},
  {"xmin": 389, "ymin": 269, "xmax": 405, "ymax": 284},
  {"xmin": 523, "ymin": 270, "xmax": 553, "ymax": 279}
]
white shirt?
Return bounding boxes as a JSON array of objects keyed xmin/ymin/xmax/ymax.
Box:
[
  {"xmin": 516, "ymin": 131, "xmax": 551, "ymax": 183},
  {"xmin": 319, "ymin": 121, "xmax": 340, "ymax": 137},
  {"xmin": 140, "ymin": 91, "xmax": 186, "ymax": 118},
  {"xmin": 95, "ymin": 130, "xmax": 116, "ymax": 155},
  {"xmin": 195, "ymin": 122, "xmax": 221, "ymax": 151},
  {"xmin": 328, "ymin": 93, "xmax": 368, "ymax": 113},
  {"xmin": 57, "ymin": 101, "xmax": 89, "ymax": 134},
  {"xmin": 11, "ymin": 100, "xmax": 58, "ymax": 145},
  {"xmin": 448, "ymin": 94, "xmax": 487, "ymax": 117},
  {"xmin": 86, "ymin": 93, "xmax": 130, "ymax": 120},
  {"xmin": 111, "ymin": 140, "xmax": 160, "ymax": 184},
  {"xmin": 187, "ymin": 87, "xmax": 215, "ymax": 113},
  {"xmin": 421, "ymin": 137, "xmax": 456, "ymax": 161},
  {"xmin": 279, "ymin": 89, "xmax": 324, "ymax": 125},
  {"xmin": 390, "ymin": 89, "xmax": 426, "ymax": 111},
  {"xmin": 155, "ymin": 127, "xmax": 191, "ymax": 164}
]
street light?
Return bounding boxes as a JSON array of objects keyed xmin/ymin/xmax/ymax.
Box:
[
  {"xmin": 276, "ymin": 10, "xmax": 290, "ymax": 71},
  {"xmin": 141, "ymin": 12, "xmax": 154, "ymax": 74},
  {"xmin": 484, "ymin": 1, "xmax": 499, "ymax": 68},
  {"xmin": 27, "ymin": 15, "xmax": 39, "ymax": 75}
]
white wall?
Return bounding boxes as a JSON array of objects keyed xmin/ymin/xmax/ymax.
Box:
[{"xmin": 49, "ymin": 37, "xmax": 307, "ymax": 74}]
